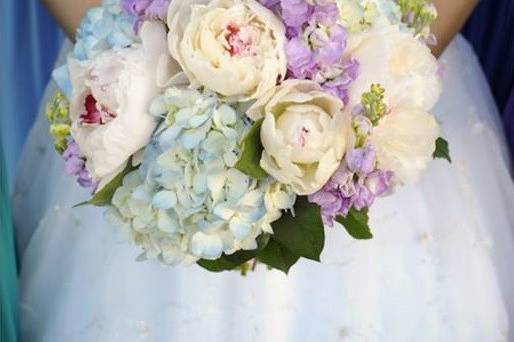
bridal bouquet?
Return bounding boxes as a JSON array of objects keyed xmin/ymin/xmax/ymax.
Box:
[{"xmin": 47, "ymin": 0, "xmax": 450, "ymax": 273}]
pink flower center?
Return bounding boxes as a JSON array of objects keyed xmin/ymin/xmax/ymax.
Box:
[
  {"xmin": 225, "ymin": 24, "xmax": 256, "ymax": 57},
  {"xmin": 80, "ymin": 94, "xmax": 117, "ymax": 126},
  {"xmin": 298, "ymin": 126, "xmax": 310, "ymax": 148}
]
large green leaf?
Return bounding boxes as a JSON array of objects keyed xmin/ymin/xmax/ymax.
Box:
[
  {"xmin": 235, "ymin": 118, "xmax": 269, "ymax": 179},
  {"xmin": 197, "ymin": 234, "xmax": 270, "ymax": 272},
  {"xmin": 74, "ymin": 160, "xmax": 136, "ymax": 208},
  {"xmin": 336, "ymin": 208, "xmax": 373, "ymax": 240},
  {"xmin": 271, "ymin": 196, "xmax": 325, "ymax": 261},
  {"xmin": 433, "ymin": 137, "xmax": 452, "ymax": 163},
  {"xmin": 257, "ymin": 238, "xmax": 300, "ymax": 274}
]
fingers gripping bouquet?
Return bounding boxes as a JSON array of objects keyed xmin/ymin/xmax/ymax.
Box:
[{"xmin": 47, "ymin": 0, "xmax": 450, "ymax": 273}]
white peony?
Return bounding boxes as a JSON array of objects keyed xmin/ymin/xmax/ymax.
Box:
[
  {"xmin": 67, "ymin": 21, "xmax": 170, "ymax": 190},
  {"xmin": 247, "ymin": 80, "xmax": 351, "ymax": 195},
  {"xmin": 345, "ymin": 23, "xmax": 441, "ymax": 112},
  {"xmin": 167, "ymin": 0, "xmax": 287, "ymax": 101},
  {"xmin": 370, "ymin": 108, "xmax": 439, "ymax": 183}
]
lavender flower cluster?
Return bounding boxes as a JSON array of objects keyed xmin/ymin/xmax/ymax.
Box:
[
  {"xmin": 309, "ymin": 145, "xmax": 393, "ymax": 226},
  {"xmin": 260, "ymin": 0, "xmax": 359, "ymax": 104},
  {"xmin": 121, "ymin": 0, "xmax": 170, "ymax": 31},
  {"xmin": 62, "ymin": 141, "xmax": 98, "ymax": 193}
]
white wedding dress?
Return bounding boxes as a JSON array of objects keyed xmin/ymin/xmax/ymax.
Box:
[{"xmin": 14, "ymin": 35, "xmax": 514, "ymax": 342}]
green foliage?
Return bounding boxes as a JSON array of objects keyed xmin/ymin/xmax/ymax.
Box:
[
  {"xmin": 361, "ymin": 84, "xmax": 387, "ymax": 125},
  {"xmin": 271, "ymin": 196, "xmax": 325, "ymax": 262},
  {"xmin": 396, "ymin": 0, "xmax": 437, "ymax": 34},
  {"xmin": 197, "ymin": 196, "xmax": 326, "ymax": 274},
  {"xmin": 197, "ymin": 234, "xmax": 271, "ymax": 272},
  {"xmin": 235, "ymin": 118, "xmax": 269, "ymax": 179},
  {"xmin": 336, "ymin": 208, "xmax": 373, "ymax": 240},
  {"xmin": 46, "ymin": 91, "xmax": 71, "ymax": 154},
  {"xmin": 74, "ymin": 160, "xmax": 136, "ymax": 207},
  {"xmin": 433, "ymin": 137, "xmax": 452, "ymax": 163},
  {"xmin": 257, "ymin": 238, "xmax": 299, "ymax": 274}
]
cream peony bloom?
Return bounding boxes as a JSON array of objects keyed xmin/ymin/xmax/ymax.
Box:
[
  {"xmin": 345, "ymin": 23, "xmax": 441, "ymax": 111},
  {"xmin": 167, "ymin": 0, "xmax": 287, "ymax": 101},
  {"xmin": 370, "ymin": 108, "xmax": 439, "ymax": 183},
  {"xmin": 247, "ymin": 80, "xmax": 351, "ymax": 195},
  {"xmin": 68, "ymin": 21, "xmax": 170, "ymax": 190}
]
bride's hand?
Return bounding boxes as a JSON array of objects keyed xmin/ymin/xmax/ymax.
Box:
[
  {"xmin": 41, "ymin": 0, "xmax": 101, "ymax": 40},
  {"xmin": 430, "ymin": 0, "xmax": 479, "ymax": 57}
]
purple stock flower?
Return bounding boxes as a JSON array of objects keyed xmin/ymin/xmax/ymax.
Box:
[
  {"xmin": 315, "ymin": 25, "xmax": 347, "ymax": 65},
  {"xmin": 309, "ymin": 164, "xmax": 353, "ymax": 226},
  {"xmin": 267, "ymin": 0, "xmax": 360, "ymax": 104},
  {"xmin": 62, "ymin": 140, "xmax": 98, "ymax": 193},
  {"xmin": 121, "ymin": 0, "xmax": 170, "ymax": 32},
  {"xmin": 281, "ymin": 0, "xmax": 312, "ymax": 28},
  {"xmin": 346, "ymin": 145, "xmax": 376, "ymax": 174},
  {"xmin": 285, "ymin": 37, "xmax": 317, "ymax": 78},
  {"xmin": 310, "ymin": 2, "xmax": 339, "ymax": 25},
  {"xmin": 365, "ymin": 170, "xmax": 394, "ymax": 197},
  {"xmin": 309, "ymin": 144, "xmax": 394, "ymax": 226},
  {"xmin": 260, "ymin": 0, "xmax": 281, "ymax": 7}
]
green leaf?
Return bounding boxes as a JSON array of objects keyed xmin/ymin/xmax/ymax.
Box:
[
  {"xmin": 257, "ymin": 238, "xmax": 299, "ymax": 274},
  {"xmin": 74, "ymin": 160, "xmax": 136, "ymax": 208},
  {"xmin": 197, "ymin": 234, "xmax": 270, "ymax": 272},
  {"xmin": 433, "ymin": 137, "xmax": 452, "ymax": 163},
  {"xmin": 235, "ymin": 118, "xmax": 268, "ymax": 179},
  {"xmin": 196, "ymin": 257, "xmax": 241, "ymax": 273},
  {"xmin": 271, "ymin": 196, "xmax": 325, "ymax": 261},
  {"xmin": 336, "ymin": 208, "xmax": 373, "ymax": 240}
]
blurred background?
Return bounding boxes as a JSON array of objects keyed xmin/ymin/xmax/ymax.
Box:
[
  {"xmin": 0, "ymin": 1, "xmax": 64, "ymax": 189},
  {"xmin": 0, "ymin": 1, "xmax": 512, "ymax": 190}
]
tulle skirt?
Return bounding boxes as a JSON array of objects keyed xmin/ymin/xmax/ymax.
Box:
[{"xmin": 14, "ymin": 36, "xmax": 514, "ymax": 342}]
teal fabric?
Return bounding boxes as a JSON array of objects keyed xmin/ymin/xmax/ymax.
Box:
[
  {"xmin": 0, "ymin": 0, "xmax": 64, "ymax": 189},
  {"xmin": 0, "ymin": 142, "xmax": 17, "ymax": 341}
]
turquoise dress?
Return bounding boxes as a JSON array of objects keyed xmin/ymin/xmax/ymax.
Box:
[
  {"xmin": 0, "ymin": 1, "xmax": 62, "ymax": 341},
  {"xmin": 0, "ymin": 142, "xmax": 17, "ymax": 342}
]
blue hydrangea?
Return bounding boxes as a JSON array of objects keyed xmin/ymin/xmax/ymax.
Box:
[
  {"xmin": 74, "ymin": 0, "xmax": 138, "ymax": 61},
  {"xmin": 53, "ymin": 0, "xmax": 138, "ymax": 97},
  {"xmin": 107, "ymin": 88, "xmax": 282, "ymax": 265}
]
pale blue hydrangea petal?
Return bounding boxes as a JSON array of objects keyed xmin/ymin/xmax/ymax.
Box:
[
  {"xmin": 213, "ymin": 104, "xmax": 237, "ymax": 127},
  {"xmin": 229, "ymin": 216, "xmax": 253, "ymax": 240},
  {"xmin": 213, "ymin": 202, "xmax": 236, "ymax": 221},
  {"xmin": 191, "ymin": 232, "xmax": 224, "ymax": 260},
  {"xmin": 176, "ymin": 191, "xmax": 193, "ymax": 208},
  {"xmin": 132, "ymin": 185, "xmax": 152, "ymax": 202},
  {"xmin": 202, "ymin": 131, "xmax": 226, "ymax": 156},
  {"xmin": 223, "ymin": 151, "xmax": 238, "ymax": 167},
  {"xmin": 207, "ymin": 173, "xmax": 226, "ymax": 203},
  {"xmin": 226, "ymin": 170, "xmax": 251, "ymax": 201},
  {"xmin": 174, "ymin": 107, "xmax": 194, "ymax": 123},
  {"xmin": 193, "ymin": 173, "xmax": 208, "ymax": 194},
  {"xmin": 149, "ymin": 96, "xmax": 169, "ymax": 116},
  {"xmin": 157, "ymin": 210, "xmax": 179, "ymax": 233},
  {"xmin": 52, "ymin": 66, "xmax": 72, "ymax": 98},
  {"xmin": 179, "ymin": 123, "xmax": 211, "ymax": 149},
  {"xmin": 156, "ymin": 170, "xmax": 181, "ymax": 189},
  {"xmin": 188, "ymin": 111, "xmax": 212, "ymax": 128},
  {"xmin": 152, "ymin": 190, "xmax": 177, "ymax": 210}
]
